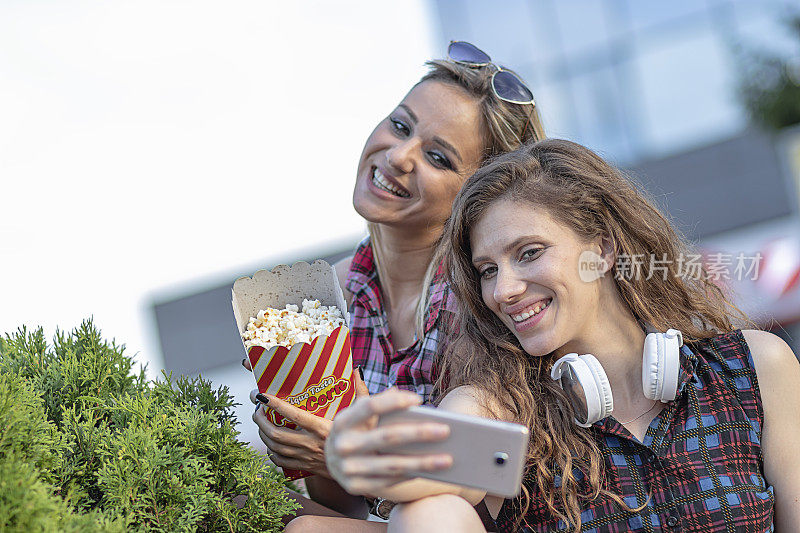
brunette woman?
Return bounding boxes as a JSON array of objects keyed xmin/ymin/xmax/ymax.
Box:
[{"xmin": 325, "ymin": 139, "xmax": 800, "ymax": 532}]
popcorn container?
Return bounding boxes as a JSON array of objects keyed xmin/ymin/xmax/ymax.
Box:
[{"xmin": 231, "ymin": 260, "xmax": 355, "ymax": 480}]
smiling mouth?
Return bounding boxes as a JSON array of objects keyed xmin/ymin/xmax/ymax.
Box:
[
  {"xmin": 510, "ymin": 298, "xmax": 552, "ymax": 323},
  {"xmin": 371, "ymin": 167, "xmax": 410, "ymax": 198}
]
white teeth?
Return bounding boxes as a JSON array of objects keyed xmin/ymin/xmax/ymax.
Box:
[
  {"xmin": 511, "ymin": 300, "xmax": 550, "ymax": 323},
  {"xmin": 372, "ymin": 168, "xmax": 410, "ymax": 198}
]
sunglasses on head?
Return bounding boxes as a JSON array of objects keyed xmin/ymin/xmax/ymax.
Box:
[{"xmin": 447, "ymin": 41, "xmax": 537, "ymax": 141}]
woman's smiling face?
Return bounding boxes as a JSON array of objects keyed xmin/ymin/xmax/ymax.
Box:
[
  {"xmin": 353, "ymin": 80, "xmax": 484, "ymax": 232},
  {"xmin": 470, "ymin": 198, "xmax": 608, "ymax": 358}
]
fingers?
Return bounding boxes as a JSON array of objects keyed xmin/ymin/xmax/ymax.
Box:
[
  {"xmin": 260, "ymin": 432, "xmax": 300, "ymax": 458},
  {"xmin": 265, "ymin": 394, "xmax": 330, "ymax": 436},
  {"xmin": 333, "ymin": 422, "xmax": 449, "ymax": 456},
  {"xmin": 339, "ymin": 454, "xmax": 452, "ymax": 478},
  {"xmin": 271, "ymin": 456, "xmax": 304, "ymax": 470},
  {"xmin": 255, "ymin": 409, "xmax": 330, "ymax": 475},
  {"xmin": 333, "ymin": 388, "xmax": 422, "ymax": 431},
  {"xmin": 338, "ymin": 476, "xmax": 409, "ymax": 496},
  {"xmin": 241, "ymin": 357, "xmax": 253, "ymax": 371},
  {"xmin": 259, "ymin": 428, "xmax": 315, "ymax": 457},
  {"xmin": 254, "ymin": 412, "xmax": 320, "ymax": 448},
  {"xmin": 263, "ymin": 446, "xmax": 302, "ymax": 470},
  {"xmin": 249, "ymin": 388, "xmax": 259, "ymax": 405},
  {"xmin": 252, "ymin": 405, "xmax": 292, "ymax": 440}
]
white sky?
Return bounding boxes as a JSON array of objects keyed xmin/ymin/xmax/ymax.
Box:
[{"xmin": 0, "ymin": 1, "xmax": 437, "ymax": 377}]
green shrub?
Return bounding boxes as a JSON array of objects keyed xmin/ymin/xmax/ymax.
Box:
[{"xmin": 0, "ymin": 319, "xmax": 298, "ymax": 532}]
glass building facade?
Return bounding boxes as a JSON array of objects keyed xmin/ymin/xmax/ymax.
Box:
[{"xmin": 429, "ymin": 0, "xmax": 800, "ymax": 164}]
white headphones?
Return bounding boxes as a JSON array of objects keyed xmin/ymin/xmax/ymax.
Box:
[{"xmin": 549, "ymin": 328, "xmax": 683, "ymax": 427}]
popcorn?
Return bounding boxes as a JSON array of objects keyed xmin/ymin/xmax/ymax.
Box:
[
  {"xmin": 233, "ymin": 262, "xmax": 355, "ymax": 481},
  {"xmin": 241, "ymin": 298, "xmax": 346, "ymax": 350}
]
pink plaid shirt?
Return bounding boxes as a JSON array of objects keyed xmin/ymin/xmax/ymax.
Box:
[{"xmin": 344, "ymin": 237, "xmax": 456, "ymax": 404}]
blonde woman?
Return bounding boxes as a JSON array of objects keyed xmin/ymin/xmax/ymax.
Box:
[
  {"xmin": 247, "ymin": 43, "xmax": 545, "ymax": 528},
  {"xmin": 325, "ymin": 139, "xmax": 800, "ymax": 532}
]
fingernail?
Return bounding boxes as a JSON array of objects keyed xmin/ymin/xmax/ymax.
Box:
[
  {"xmin": 256, "ymin": 393, "xmax": 269, "ymax": 404},
  {"xmin": 433, "ymin": 456, "xmax": 452, "ymax": 468},
  {"xmin": 430, "ymin": 424, "xmax": 449, "ymax": 438},
  {"xmin": 357, "ymin": 365, "xmax": 364, "ymax": 381},
  {"xmin": 242, "ymin": 358, "xmax": 248, "ymax": 366}
]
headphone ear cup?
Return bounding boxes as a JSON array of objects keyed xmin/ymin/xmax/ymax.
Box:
[
  {"xmin": 582, "ymin": 354, "xmax": 614, "ymax": 422},
  {"xmin": 551, "ymin": 353, "xmax": 613, "ymax": 427},
  {"xmin": 642, "ymin": 332, "xmax": 662, "ymax": 401},
  {"xmin": 658, "ymin": 329, "xmax": 682, "ymax": 402},
  {"xmin": 642, "ymin": 330, "xmax": 682, "ymax": 402}
]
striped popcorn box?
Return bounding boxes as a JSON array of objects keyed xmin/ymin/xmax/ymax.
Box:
[{"xmin": 232, "ymin": 260, "xmax": 354, "ymax": 480}]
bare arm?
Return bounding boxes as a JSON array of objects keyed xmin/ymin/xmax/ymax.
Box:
[{"xmin": 742, "ymin": 329, "xmax": 800, "ymax": 530}]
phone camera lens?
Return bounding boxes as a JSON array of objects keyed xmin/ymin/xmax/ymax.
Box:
[{"xmin": 494, "ymin": 452, "xmax": 508, "ymax": 465}]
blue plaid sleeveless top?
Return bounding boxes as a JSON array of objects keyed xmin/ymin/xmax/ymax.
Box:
[{"xmin": 495, "ymin": 330, "xmax": 774, "ymax": 532}]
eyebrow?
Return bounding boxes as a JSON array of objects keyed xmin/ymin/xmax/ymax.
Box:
[
  {"xmin": 399, "ymin": 104, "xmax": 418, "ymax": 123},
  {"xmin": 398, "ymin": 104, "xmax": 463, "ymax": 164},
  {"xmin": 472, "ymin": 235, "xmax": 546, "ymax": 265}
]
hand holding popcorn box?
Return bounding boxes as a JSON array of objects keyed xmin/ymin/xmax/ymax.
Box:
[{"xmin": 231, "ymin": 260, "xmax": 355, "ymax": 479}]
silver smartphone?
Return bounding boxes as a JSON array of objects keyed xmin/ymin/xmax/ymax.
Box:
[{"xmin": 377, "ymin": 406, "xmax": 529, "ymax": 498}]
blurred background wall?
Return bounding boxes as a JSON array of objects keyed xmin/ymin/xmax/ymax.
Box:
[
  {"xmin": 425, "ymin": 0, "xmax": 800, "ymax": 339},
  {"xmin": 2, "ymin": 0, "xmax": 799, "ymax": 449}
]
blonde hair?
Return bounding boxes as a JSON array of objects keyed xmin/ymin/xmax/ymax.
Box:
[
  {"xmin": 369, "ymin": 58, "xmax": 545, "ymax": 336},
  {"xmin": 440, "ymin": 139, "xmax": 750, "ymax": 530}
]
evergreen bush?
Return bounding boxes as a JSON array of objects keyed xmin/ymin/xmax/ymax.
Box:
[{"xmin": 0, "ymin": 319, "xmax": 298, "ymax": 532}]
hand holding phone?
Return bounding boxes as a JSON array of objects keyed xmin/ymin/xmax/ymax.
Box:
[
  {"xmin": 377, "ymin": 406, "xmax": 529, "ymax": 498},
  {"xmin": 325, "ymin": 389, "xmax": 529, "ymax": 500}
]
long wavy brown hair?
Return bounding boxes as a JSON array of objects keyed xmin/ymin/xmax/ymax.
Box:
[{"xmin": 438, "ymin": 139, "xmax": 749, "ymax": 530}]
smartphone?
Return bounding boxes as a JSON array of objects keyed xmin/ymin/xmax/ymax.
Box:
[{"xmin": 377, "ymin": 406, "xmax": 529, "ymax": 498}]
